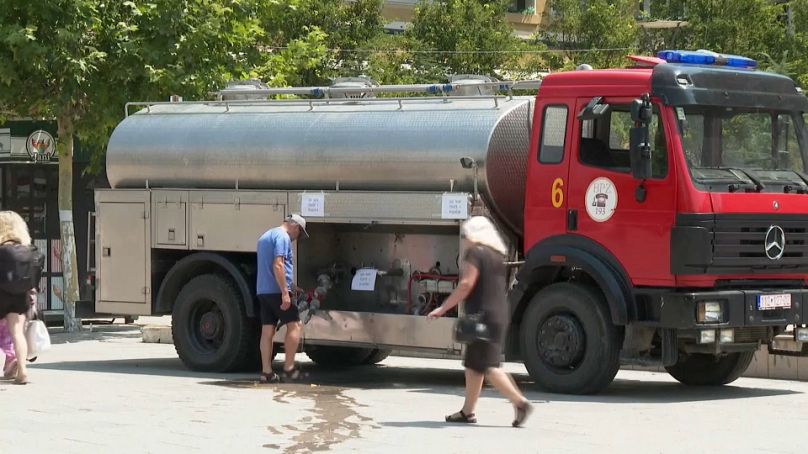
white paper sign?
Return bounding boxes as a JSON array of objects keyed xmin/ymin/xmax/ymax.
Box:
[
  {"xmin": 351, "ymin": 268, "xmax": 378, "ymax": 291},
  {"xmin": 301, "ymin": 193, "xmax": 325, "ymax": 217},
  {"xmin": 441, "ymin": 193, "xmax": 469, "ymax": 220}
]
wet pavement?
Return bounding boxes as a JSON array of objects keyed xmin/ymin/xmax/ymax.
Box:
[{"xmin": 2, "ymin": 324, "xmax": 808, "ymax": 453}]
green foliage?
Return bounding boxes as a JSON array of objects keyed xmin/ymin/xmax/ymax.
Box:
[
  {"xmin": 253, "ymin": 0, "xmax": 385, "ymax": 85},
  {"xmin": 542, "ymin": 0, "xmax": 639, "ymax": 69},
  {"xmin": 409, "ymin": 0, "xmax": 522, "ymax": 76},
  {"xmin": 676, "ymin": 0, "xmax": 785, "ymax": 58}
]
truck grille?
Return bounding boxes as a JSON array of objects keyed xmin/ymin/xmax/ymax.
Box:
[
  {"xmin": 713, "ymin": 216, "xmax": 808, "ymax": 268},
  {"xmin": 674, "ymin": 214, "xmax": 808, "ymax": 274}
]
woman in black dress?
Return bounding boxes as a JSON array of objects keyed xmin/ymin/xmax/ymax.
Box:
[{"xmin": 428, "ymin": 216, "xmax": 533, "ymax": 427}]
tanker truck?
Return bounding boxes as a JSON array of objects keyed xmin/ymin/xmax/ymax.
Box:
[{"xmin": 94, "ymin": 50, "xmax": 808, "ymax": 394}]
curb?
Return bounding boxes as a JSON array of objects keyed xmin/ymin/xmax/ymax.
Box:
[
  {"xmin": 141, "ymin": 325, "xmax": 808, "ymax": 381},
  {"xmin": 142, "ymin": 325, "xmax": 173, "ymax": 344}
]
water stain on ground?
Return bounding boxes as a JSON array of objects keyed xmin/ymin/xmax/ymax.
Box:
[{"xmin": 208, "ymin": 380, "xmax": 379, "ymax": 453}]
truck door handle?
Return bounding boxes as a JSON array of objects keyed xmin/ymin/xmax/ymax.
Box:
[
  {"xmin": 168, "ymin": 228, "xmax": 175, "ymax": 241},
  {"xmin": 103, "ymin": 247, "xmax": 111, "ymax": 257},
  {"xmin": 197, "ymin": 234, "xmax": 205, "ymax": 247},
  {"xmin": 567, "ymin": 209, "xmax": 578, "ymax": 231}
]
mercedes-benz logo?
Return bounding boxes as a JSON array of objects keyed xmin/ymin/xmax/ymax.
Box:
[{"xmin": 765, "ymin": 225, "xmax": 786, "ymax": 260}]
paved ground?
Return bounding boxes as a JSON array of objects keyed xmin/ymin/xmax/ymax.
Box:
[{"xmin": 2, "ymin": 325, "xmax": 808, "ymax": 454}]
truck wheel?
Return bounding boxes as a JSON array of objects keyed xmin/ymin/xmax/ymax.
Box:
[
  {"xmin": 520, "ymin": 283, "xmax": 620, "ymax": 394},
  {"xmin": 665, "ymin": 352, "xmax": 754, "ymax": 386},
  {"xmin": 305, "ymin": 346, "xmax": 374, "ymax": 368},
  {"xmin": 362, "ymin": 348, "xmax": 392, "ymax": 365},
  {"xmin": 172, "ymin": 274, "xmax": 252, "ymax": 372}
]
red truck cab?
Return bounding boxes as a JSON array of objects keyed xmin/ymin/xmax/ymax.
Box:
[{"xmin": 510, "ymin": 50, "xmax": 808, "ymax": 393}]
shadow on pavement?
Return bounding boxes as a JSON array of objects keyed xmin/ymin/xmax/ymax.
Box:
[
  {"xmin": 47, "ymin": 325, "xmax": 143, "ymax": 345},
  {"xmin": 32, "ymin": 357, "xmax": 237, "ymax": 381},
  {"xmin": 380, "ymin": 420, "xmax": 502, "ymax": 429},
  {"xmin": 33, "ymin": 355, "xmax": 801, "ymax": 404}
]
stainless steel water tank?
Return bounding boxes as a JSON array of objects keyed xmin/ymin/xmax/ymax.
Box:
[{"xmin": 106, "ymin": 96, "xmax": 533, "ymax": 232}]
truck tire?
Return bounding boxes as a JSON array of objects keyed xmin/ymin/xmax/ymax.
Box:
[
  {"xmin": 520, "ymin": 283, "xmax": 621, "ymax": 394},
  {"xmin": 665, "ymin": 352, "xmax": 754, "ymax": 386},
  {"xmin": 305, "ymin": 345, "xmax": 374, "ymax": 368},
  {"xmin": 362, "ymin": 348, "xmax": 393, "ymax": 365},
  {"xmin": 172, "ymin": 274, "xmax": 252, "ymax": 372}
]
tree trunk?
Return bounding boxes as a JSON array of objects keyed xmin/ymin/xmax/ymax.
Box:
[{"xmin": 57, "ymin": 115, "xmax": 81, "ymax": 332}]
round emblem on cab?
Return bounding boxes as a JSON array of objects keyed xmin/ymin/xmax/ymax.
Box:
[{"xmin": 585, "ymin": 177, "xmax": 618, "ymax": 223}]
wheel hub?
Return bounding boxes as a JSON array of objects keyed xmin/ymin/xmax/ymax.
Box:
[
  {"xmin": 537, "ymin": 314, "xmax": 585, "ymax": 369},
  {"xmin": 199, "ymin": 311, "xmax": 223, "ymax": 341}
]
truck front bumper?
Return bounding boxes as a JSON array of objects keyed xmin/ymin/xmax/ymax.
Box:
[{"xmin": 639, "ymin": 288, "xmax": 807, "ymax": 329}]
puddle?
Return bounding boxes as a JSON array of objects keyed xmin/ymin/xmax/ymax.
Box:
[{"xmin": 208, "ymin": 380, "xmax": 378, "ymax": 453}]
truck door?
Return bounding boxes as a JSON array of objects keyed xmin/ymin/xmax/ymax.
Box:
[
  {"xmin": 566, "ymin": 97, "xmax": 676, "ymax": 286},
  {"xmin": 95, "ymin": 190, "xmax": 152, "ymax": 315},
  {"xmin": 523, "ymin": 100, "xmax": 574, "ymax": 248}
]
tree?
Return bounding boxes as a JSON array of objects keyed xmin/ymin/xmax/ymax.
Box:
[
  {"xmin": 0, "ymin": 0, "xmax": 263, "ymax": 331},
  {"xmin": 675, "ymin": 0, "xmax": 786, "ymax": 58},
  {"xmin": 252, "ymin": 0, "xmax": 385, "ymax": 86},
  {"xmin": 541, "ymin": 0, "xmax": 639, "ymax": 69},
  {"xmin": 409, "ymin": 0, "xmax": 522, "ymax": 77}
]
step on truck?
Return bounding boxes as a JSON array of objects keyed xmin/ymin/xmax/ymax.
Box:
[{"xmin": 94, "ymin": 50, "xmax": 808, "ymax": 394}]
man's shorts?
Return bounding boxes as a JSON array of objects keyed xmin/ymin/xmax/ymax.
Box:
[{"xmin": 257, "ymin": 293, "xmax": 300, "ymax": 327}]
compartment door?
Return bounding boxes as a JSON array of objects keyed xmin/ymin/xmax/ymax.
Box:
[{"xmin": 95, "ymin": 192, "xmax": 151, "ymax": 315}]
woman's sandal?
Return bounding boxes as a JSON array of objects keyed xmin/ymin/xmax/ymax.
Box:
[
  {"xmin": 282, "ymin": 367, "xmax": 305, "ymax": 382},
  {"xmin": 445, "ymin": 410, "xmax": 477, "ymax": 424},
  {"xmin": 512, "ymin": 401, "xmax": 534, "ymax": 427},
  {"xmin": 259, "ymin": 371, "xmax": 280, "ymax": 384}
]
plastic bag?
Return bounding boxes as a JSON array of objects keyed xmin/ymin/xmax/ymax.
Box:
[{"xmin": 25, "ymin": 319, "xmax": 51, "ymax": 360}]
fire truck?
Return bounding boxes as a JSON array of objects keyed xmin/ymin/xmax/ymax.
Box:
[{"xmin": 94, "ymin": 50, "xmax": 808, "ymax": 394}]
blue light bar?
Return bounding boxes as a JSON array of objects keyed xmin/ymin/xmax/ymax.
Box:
[{"xmin": 657, "ymin": 50, "xmax": 757, "ymax": 69}]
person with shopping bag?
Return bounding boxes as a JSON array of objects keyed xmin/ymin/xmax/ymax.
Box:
[
  {"xmin": 0, "ymin": 211, "xmax": 45, "ymax": 384},
  {"xmin": 428, "ymin": 216, "xmax": 533, "ymax": 427}
]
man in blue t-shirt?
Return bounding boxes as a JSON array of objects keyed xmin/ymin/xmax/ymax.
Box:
[{"xmin": 256, "ymin": 213, "xmax": 309, "ymax": 383}]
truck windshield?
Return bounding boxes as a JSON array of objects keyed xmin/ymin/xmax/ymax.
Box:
[{"xmin": 677, "ymin": 106, "xmax": 808, "ymax": 192}]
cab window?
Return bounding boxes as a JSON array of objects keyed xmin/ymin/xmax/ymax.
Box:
[{"xmin": 579, "ymin": 105, "xmax": 669, "ymax": 179}]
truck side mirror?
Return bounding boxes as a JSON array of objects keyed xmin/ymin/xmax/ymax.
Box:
[
  {"xmin": 630, "ymin": 99, "xmax": 652, "ymax": 123},
  {"xmin": 629, "ymin": 96, "xmax": 653, "ymax": 181},
  {"xmin": 630, "ymin": 127, "xmax": 652, "ymax": 180}
]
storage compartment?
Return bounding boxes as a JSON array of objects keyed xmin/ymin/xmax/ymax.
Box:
[
  {"xmin": 297, "ymin": 223, "xmax": 461, "ymax": 316},
  {"xmin": 189, "ymin": 191, "xmax": 286, "ymax": 252},
  {"xmin": 95, "ymin": 190, "xmax": 152, "ymax": 315},
  {"xmin": 152, "ymin": 190, "xmax": 188, "ymax": 248}
]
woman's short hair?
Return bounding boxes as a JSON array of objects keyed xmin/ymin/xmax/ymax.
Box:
[{"xmin": 461, "ymin": 216, "xmax": 507, "ymax": 257}]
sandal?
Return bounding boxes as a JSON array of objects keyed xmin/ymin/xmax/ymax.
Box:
[
  {"xmin": 512, "ymin": 401, "xmax": 533, "ymax": 428},
  {"xmin": 259, "ymin": 372, "xmax": 280, "ymax": 384},
  {"xmin": 281, "ymin": 367, "xmax": 305, "ymax": 382},
  {"xmin": 445, "ymin": 410, "xmax": 477, "ymax": 424}
]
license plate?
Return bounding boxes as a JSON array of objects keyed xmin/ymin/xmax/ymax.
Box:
[{"xmin": 757, "ymin": 294, "xmax": 792, "ymax": 310}]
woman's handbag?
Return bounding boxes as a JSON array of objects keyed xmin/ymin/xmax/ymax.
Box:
[
  {"xmin": 453, "ymin": 313, "xmax": 491, "ymax": 344},
  {"xmin": 25, "ymin": 318, "xmax": 51, "ymax": 360}
]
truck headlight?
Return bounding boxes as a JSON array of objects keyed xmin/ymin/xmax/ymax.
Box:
[
  {"xmin": 796, "ymin": 327, "xmax": 808, "ymax": 343},
  {"xmin": 697, "ymin": 301, "xmax": 723, "ymax": 323},
  {"xmin": 719, "ymin": 329, "xmax": 734, "ymax": 344},
  {"xmin": 699, "ymin": 330, "xmax": 716, "ymax": 344}
]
